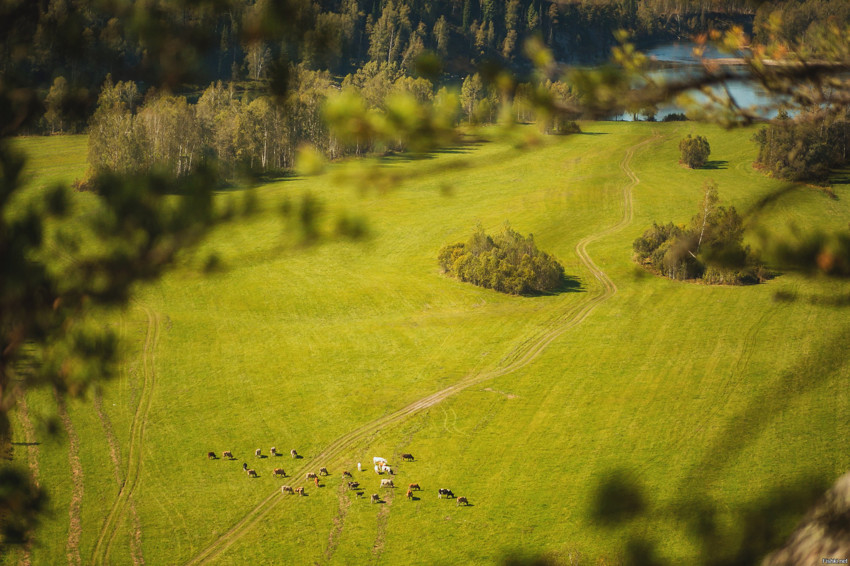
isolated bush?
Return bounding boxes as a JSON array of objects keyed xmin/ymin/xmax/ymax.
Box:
[
  {"xmin": 679, "ymin": 134, "xmax": 711, "ymax": 168},
  {"xmin": 439, "ymin": 225, "xmax": 565, "ymax": 295}
]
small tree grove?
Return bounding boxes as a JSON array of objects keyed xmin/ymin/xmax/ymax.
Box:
[
  {"xmin": 679, "ymin": 134, "xmax": 711, "ymax": 168},
  {"xmin": 438, "ymin": 224, "xmax": 565, "ymax": 295}
]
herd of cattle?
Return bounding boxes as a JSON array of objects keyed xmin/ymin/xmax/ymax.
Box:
[{"xmin": 206, "ymin": 449, "xmax": 470, "ymax": 506}]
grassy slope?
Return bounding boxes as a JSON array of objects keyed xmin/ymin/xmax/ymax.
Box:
[{"xmin": 6, "ymin": 123, "xmax": 850, "ymax": 565}]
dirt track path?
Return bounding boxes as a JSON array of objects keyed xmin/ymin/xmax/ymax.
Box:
[
  {"xmin": 15, "ymin": 394, "xmax": 40, "ymax": 566},
  {"xmin": 184, "ymin": 135, "xmax": 659, "ymax": 565},
  {"xmin": 55, "ymin": 393, "xmax": 83, "ymax": 566},
  {"xmin": 91, "ymin": 304, "xmax": 160, "ymax": 565}
]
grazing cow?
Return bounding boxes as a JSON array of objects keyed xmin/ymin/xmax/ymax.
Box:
[
  {"xmin": 457, "ymin": 496, "xmax": 469, "ymax": 506},
  {"xmin": 370, "ymin": 494, "xmax": 380, "ymax": 504},
  {"xmin": 438, "ymin": 488, "xmax": 454, "ymax": 499},
  {"xmin": 408, "ymin": 483, "xmax": 420, "ymax": 491},
  {"xmin": 380, "ymin": 479, "xmax": 394, "ymax": 488},
  {"xmin": 270, "ymin": 447, "xmax": 277, "ymax": 456},
  {"xmin": 319, "ymin": 467, "xmax": 328, "ymax": 476},
  {"xmin": 273, "ymin": 468, "xmax": 286, "ymax": 477},
  {"xmin": 306, "ymin": 472, "xmax": 318, "ymax": 480},
  {"xmin": 341, "ymin": 470, "xmax": 352, "ymax": 478},
  {"xmin": 281, "ymin": 486, "xmax": 294, "ymax": 494},
  {"xmin": 314, "ymin": 476, "xmax": 319, "ymax": 487},
  {"xmin": 347, "ymin": 481, "xmax": 360, "ymax": 490},
  {"xmin": 247, "ymin": 469, "xmax": 258, "ymax": 478},
  {"xmin": 222, "ymin": 451, "xmax": 233, "ymax": 460},
  {"xmin": 382, "ymin": 466, "xmax": 394, "ymax": 475},
  {"xmin": 295, "ymin": 487, "xmax": 305, "ymax": 496},
  {"xmin": 207, "ymin": 451, "xmax": 216, "ymax": 459},
  {"xmin": 290, "ymin": 449, "xmax": 298, "ymax": 458},
  {"xmin": 406, "ymin": 489, "xmax": 413, "ymax": 500},
  {"xmin": 401, "ymin": 453, "xmax": 414, "ymax": 461},
  {"xmin": 255, "ymin": 448, "xmax": 262, "ymax": 458}
]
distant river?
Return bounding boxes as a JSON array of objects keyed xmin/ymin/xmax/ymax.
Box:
[{"xmin": 609, "ymin": 41, "xmax": 777, "ymax": 121}]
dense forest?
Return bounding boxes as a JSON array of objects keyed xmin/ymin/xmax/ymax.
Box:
[{"xmin": 5, "ymin": 0, "xmax": 768, "ymax": 135}]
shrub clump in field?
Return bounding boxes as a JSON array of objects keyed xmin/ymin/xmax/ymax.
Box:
[
  {"xmin": 438, "ymin": 225, "xmax": 566, "ymax": 295},
  {"xmin": 633, "ymin": 181, "xmax": 767, "ymax": 285},
  {"xmin": 679, "ymin": 134, "xmax": 711, "ymax": 168}
]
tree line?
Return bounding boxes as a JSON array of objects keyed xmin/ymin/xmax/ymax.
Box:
[
  {"xmin": 86, "ymin": 70, "xmax": 332, "ymax": 179},
  {"xmin": 85, "ymin": 65, "xmax": 579, "ymax": 179}
]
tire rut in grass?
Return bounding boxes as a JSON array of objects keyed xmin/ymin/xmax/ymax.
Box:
[
  {"xmin": 94, "ymin": 386, "xmax": 146, "ymax": 565},
  {"xmin": 184, "ymin": 135, "xmax": 660, "ymax": 565},
  {"xmin": 15, "ymin": 394, "xmax": 40, "ymax": 566},
  {"xmin": 322, "ymin": 483, "xmax": 352, "ymax": 564},
  {"xmin": 55, "ymin": 392, "xmax": 83, "ymax": 566},
  {"xmin": 91, "ymin": 303, "xmax": 160, "ymax": 566},
  {"xmin": 371, "ymin": 491, "xmax": 393, "ymax": 563}
]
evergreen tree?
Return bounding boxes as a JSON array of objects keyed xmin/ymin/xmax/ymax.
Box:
[{"xmin": 44, "ymin": 76, "xmax": 69, "ymax": 133}]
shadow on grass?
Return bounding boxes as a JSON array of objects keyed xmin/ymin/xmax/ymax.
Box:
[
  {"xmin": 378, "ymin": 139, "xmax": 489, "ymax": 163},
  {"xmin": 585, "ymin": 323, "xmax": 850, "ymax": 564},
  {"xmin": 774, "ymin": 289, "xmax": 850, "ymax": 308},
  {"xmin": 830, "ymin": 168, "xmax": 850, "ymax": 185},
  {"xmin": 525, "ymin": 275, "xmax": 584, "ymax": 297},
  {"xmin": 702, "ymin": 160, "xmax": 729, "ymax": 170}
]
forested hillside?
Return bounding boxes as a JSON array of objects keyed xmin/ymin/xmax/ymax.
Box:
[{"xmin": 5, "ymin": 0, "xmax": 762, "ymax": 135}]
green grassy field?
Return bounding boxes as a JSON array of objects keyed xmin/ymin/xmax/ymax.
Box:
[{"xmin": 6, "ymin": 122, "xmax": 850, "ymax": 565}]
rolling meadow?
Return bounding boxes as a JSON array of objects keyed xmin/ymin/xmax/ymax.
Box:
[{"xmin": 6, "ymin": 121, "xmax": 850, "ymax": 564}]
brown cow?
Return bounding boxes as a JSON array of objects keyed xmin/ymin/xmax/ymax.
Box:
[
  {"xmin": 314, "ymin": 476, "xmax": 320, "ymax": 487},
  {"xmin": 295, "ymin": 487, "xmax": 305, "ymax": 496},
  {"xmin": 290, "ymin": 449, "xmax": 298, "ymax": 458},
  {"xmin": 306, "ymin": 472, "xmax": 318, "ymax": 480},
  {"xmin": 281, "ymin": 485, "xmax": 294, "ymax": 494},
  {"xmin": 457, "ymin": 496, "xmax": 469, "ymax": 506},
  {"xmin": 319, "ymin": 467, "xmax": 328, "ymax": 476},
  {"xmin": 273, "ymin": 468, "xmax": 286, "ymax": 477},
  {"xmin": 247, "ymin": 469, "xmax": 258, "ymax": 478},
  {"xmin": 406, "ymin": 489, "xmax": 413, "ymax": 500},
  {"xmin": 207, "ymin": 451, "xmax": 216, "ymax": 459},
  {"xmin": 401, "ymin": 453, "xmax": 414, "ymax": 461},
  {"xmin": 408, "ymin": 483, "xmax": 421, "ymax": 491},
  {"xmin": 370, "ymin": 494, "xmax": 380, "ymax": 504},
  {"xmin": 341, "ymin": 470, "xmax": 352, "ymax": 478},
  {"xmin": 222, "ymin": 451, "xmax": 233, "ymax": 460}
]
